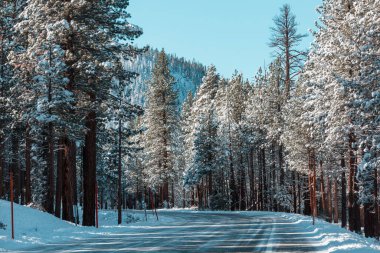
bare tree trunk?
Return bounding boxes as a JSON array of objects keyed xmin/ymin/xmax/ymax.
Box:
[
  {"xmin": 334, "ymin": 177, "xmax": 339, "ymax": 223},
  {"xmin": 72, "ymin": 142, "xmax": 79, "ymax": 224},
  {"xmin": 191, "ymin": 187, "xmax": 194, "ymax": 206},
  {"xmin": 297, "ymin": 172, "xmax": 301, "ymax": 214},
  {"xmin": 117, "ymin": 119, "xmax": 122, "ymax": 224},
  {"xmin": 11, "ymin": 133, "xmax": 20, "ymax": 204},
  {"xmin": 293, "ymin": 170, "xmax": 297, "ymax": 213},
  {"xmin": 348, "ymin": 133, "xmax": 361, "ymax": 232},
  {"xmin": 182, "ymin": 188, "xmax": 186, "ymax": 208},
  {"xmin": 320, "ymin": 161, "xmax": 326, "ymax": 217},
  {"xmin": 208, "ymin": 172, "xmax": 212, "ymax": 209},
  {"xmin": 375, "ymin": 168, "xmax": 379, "ymax": 238},
  {"xmin": 261, "ymin": 148, "xmax": 266, "ymax": 211},
  {"xmin": 249, "ymin": 149, "xmax": 256, "ymax": 211},
  {"xmin": 309, "ymin": 149, "xmax": 317, "ymax": 225},
  {"xmin": 82, "ymin": 105, "xmax": 97, "ymax": 226},
  {"xmin": 163, "ymin": 181, "xmax": 169, "ymax": 207},
  {"xmin": 0, "ymin": 134, "xmax": 5, "ymax": 198},
  {"xmin": 229, "ymin": 153, "xmax": 237, "ymax": 211},
  {"xmin": 270, "ymin": 144, "xmax": 277, "ymax": 212},
  {"xmin": 62, "ymin": 137, "xmax": 74, "ymax": 222},
  {"xmin": 258, "ymin": 150, "xmax": 263, "ymax": 211},
  {"xmin": 342, "ymin": 170, "xmax": 347, "ymax": 228},
  {"xmin": 239, "ymin": 153, "xmax": 246, "ymax": 211},
  {"xmin": 364, "ymin": 203, "xmax": 375, "ymax": 237},
  {"xmin": 55, "ymin": 139, "xmax": 63, "ymax": 218},
  {"xmin": 312, "ymin": 154, "xmax": 317, "ymax": 224},
  {"xmin": 25, "ymin": 125, "xmax": 31, "ymax": 204},
  {"xmin": 327, "ymin": 176, "xmax": 332, "ymax": 223},
  {"xmin": 0, "ymin": 136, "xmax": 3, "ymax": 199},
  {"xmin": 171, "ymin": 181, "xmax": 175, "ymax": 208}
]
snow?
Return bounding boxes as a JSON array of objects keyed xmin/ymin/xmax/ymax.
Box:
[
  {"xmin": 1, "ymin": 200, "xmax": 379, "ymax": 252},
  {"xmin": 0, "ymin": 200, "xmax": 172, "ymax": 252},
  {"xmin": 272, "ymin": 212, "xmax": 380, "ymax": 253}
]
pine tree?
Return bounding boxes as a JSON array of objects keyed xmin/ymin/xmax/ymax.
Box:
[
  {"xmin": 183, "ymin": 65, "xmax": 221, "ymax": 209},
  {"xmin": 269, "ymin": 4, "xmax": 307, "ymax": 98},
  {"xmin": 143, "ymin": 50, "xmax": 178, "ymax": 208}
]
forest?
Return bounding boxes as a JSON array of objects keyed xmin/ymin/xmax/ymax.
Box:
[{"xmin": 0, "ymin": 0, "xmax": 379, "ymax": 244}]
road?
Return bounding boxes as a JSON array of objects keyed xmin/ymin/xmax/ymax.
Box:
[{"xmin": 16, "ymin": 211, "xmax": 319, "ymax": 252}]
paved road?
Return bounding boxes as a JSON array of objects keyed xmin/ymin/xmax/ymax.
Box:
[{"xmin": 16, "ymin": 211, "xmax": 319, "ymax": 252}]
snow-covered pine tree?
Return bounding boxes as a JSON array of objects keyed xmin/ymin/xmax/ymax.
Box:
[
  {"xmin": 184, "ymin": 65, "xmax": 220, "ymax": 209},
  {"xmin": 102, "ymin": 60, "xmax": 143, "ymax": 224},
  {"xmin": 344, "ymin": 0, "xmax": 380, "ymax": 237},
  {"xmin": 227, "ymin": 72, "xmax": 249, "ymax": 211},
  {"xmin": 0, "ymin": 0, "xmax": 26, "ymax": 201},
  {"xmin": 179, "ymin": 92, "xmax": 194, "ymax": 207},
  {"xmin": 10, "ymin": 0, "xmax": 82, "ymax": 219},
  {"xmin": 143, "ymin": 50, "xmax": 178, "ymax": 208},
  {"xmin": 64, "ymin": 0, "xmax": 142, "ymax": 226}
]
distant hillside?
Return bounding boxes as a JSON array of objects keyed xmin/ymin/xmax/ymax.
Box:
[{"xmin": 124, "ymin": 49, "xmax": 206, "ymax": 107}]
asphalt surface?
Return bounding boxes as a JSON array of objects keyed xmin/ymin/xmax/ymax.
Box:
[{"xmin": 15, "ymin": 211, "xmax": 319, "ymax": 252}]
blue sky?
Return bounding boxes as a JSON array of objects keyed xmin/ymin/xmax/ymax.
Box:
[{"xmin": 129, "ymin": 0, "xmax": 321, "ymax": 79}]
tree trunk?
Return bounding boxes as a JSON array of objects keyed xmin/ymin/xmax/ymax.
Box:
[
  {"xmin": 0, "ymin": 136, "xmax": 3, "ymax": 199},
  {"xmin": 208, "ymin": 172, "xmax": 212, "ymax": 209},
  {"xmin": 45, "ymin": 123, "xmax": 55, "ymax": 214},
  {"xmin": 309, "ymin": 149, "xmax": 317, "ymax": 225},
  {"xmin": 239, "ymin": 153, "xmax": 246, "ymax": 211},
  {"xmin": 304, "ymin": 174, "xmax": 311, "ymax": 216},
  {"xmin": 171, "ymin": 181, "xmax": 175, "ymax": 208},
  {"xmin": 72, "ymin": 142, "xmax": 79, "ymax": 224},
  {"xmin": 333, "ymin": 177, "xmax": 339, "ymax": 223},
  {"xmin": 348, "ymin": 133, "xmax": 361, "ymax": 233},
  {"xmin": 341, "ymin": 170, "xmax": 347, "ymax": 228},
  {"xmin": 258, "ymin": 150, "xmax": 263, "ymax": 211},
  {"xmin": 270, "ymin": 145, "xmax": 277, "ymax": 212},
  {"xmin": 249, "ymin": 149, "xmax": 256, "ymax": 211},
  {"xmin": 55, "ymin": 139, "xmax": 63, "ymax": 218},
  {"xmin": 11, "ymin": 133, "xmax": 19, "ymax": 204},
  {"xmin": 163, "ymin": 181, "xmax": 169, "ymax": 207},
  {"xmin": 293, "ymin": 170, "xmax": 297, "ymax": 213},
  {"xmin": 82, "ymin": 107, "xmax": 97, "ymax": 226},
  {"xmin": 374, "ymin": 168, "xmax": 379, "ymax": 238},
  {"xmin": 117, "ymin": 119, "xmax": 122, "ymax": 224},
  {"xmin": 182, "ymin": 188, "xmax": 186, "ymax": 208},
  {"xmin": 229, "ymin": 153, "xmax": 237, "ymax": 211},
  {"xmin": 191, "ymin": 187, "xmax": 195, "ymax": 206},
  {"xmin": 313, "ymin": 158, "xmax": 317, "ymax": 220},
  {"xmin": 25, "ymin": 125, "xmax": 31, "ymax": 204},
  {"xmin": 327, "ymin": 176, "xmax": 332, "ymax": 223},
  {"xmin": 364, "ymin": 203, "xmax": 375, "ymax": 237},
  {"xmin": 62, "ymin": 137, "xmax": 74, "ymax": 222},
  {"xmin": 261, "ymin": 148, "xmax": 267, "ymax": 211},
  {"xmin": 297, "ymin": 172, "xmax": 301, "ymax": 214},
  {"xmin": 285, "ymin": 35, "xmax": 290, "ymax": 98},
  {"xmin": 320, "ymin": 161, "xmax": 326, "ymax": 218}
]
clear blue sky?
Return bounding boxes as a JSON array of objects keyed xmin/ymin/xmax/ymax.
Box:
[{"xmin": 129, "ymin": 0, "xmax": 321, "ymax": 79}]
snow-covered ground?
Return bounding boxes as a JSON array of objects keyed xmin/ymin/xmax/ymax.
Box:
[
  {"xmin": 0, "ymin": 200, "xmax": 171, "ymax": 252},
  {"xmin": 1, "ymin": 200, "xmax": 379, "ymax": 252}
]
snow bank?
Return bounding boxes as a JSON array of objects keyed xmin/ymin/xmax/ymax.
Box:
[
  {"xmin": 271, "ymin": 212, "xmax": 380, "ymax": 253},
  {"xmin": 0, "ymin": 200, "xmax": 165, "ymax": 252}
]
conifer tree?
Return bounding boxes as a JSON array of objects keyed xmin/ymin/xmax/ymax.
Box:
[
  {"xmin": 269, "ymin": 4, "xmax": 307, "ymax": 98},
  {"xmin": 143, "ymin": 50, "xmax": 177, "ymax": 208}
]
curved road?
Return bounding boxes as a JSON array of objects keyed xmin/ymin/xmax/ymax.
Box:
[{"xmin": 16, "ymin": 211, "xmax": 319, "ymax": 252}]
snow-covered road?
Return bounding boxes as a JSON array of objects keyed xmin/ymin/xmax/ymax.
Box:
[
  {"xmin": 1, "ymin": 199, "xmax": 379, "ymax": 253},
  {"xmin": 14, "ymin": 211, "xmax": 321, "ymax": 252}
]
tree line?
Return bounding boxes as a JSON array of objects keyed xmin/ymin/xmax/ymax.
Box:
[
  {"xmin": 0, "ymin": 0, "xmax": 143, "ymax": 226},
  {"xmin": 0, "ymin": 0, "xmax": 379, "ymax": 240},
  {"xmin": 138, "ymin": 0, "xmax": 380, "ymax": 239}
]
